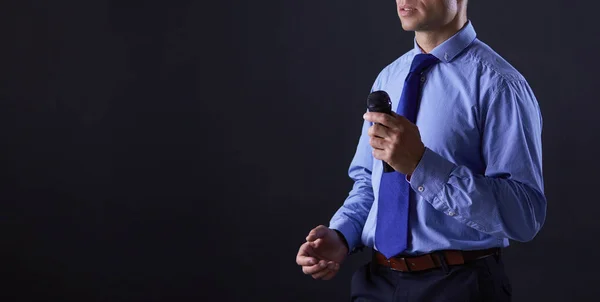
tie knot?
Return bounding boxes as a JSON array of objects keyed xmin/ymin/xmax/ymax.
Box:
[{"xmin": 409, "ymin": 54, "xmax": 439, "ymax": 74}]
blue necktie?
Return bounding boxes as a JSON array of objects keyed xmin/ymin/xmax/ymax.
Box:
[{"xmin": 375, "ymin": 54, "xmax": 440, "ymax": 259}]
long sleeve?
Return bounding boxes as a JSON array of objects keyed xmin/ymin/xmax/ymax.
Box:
[
  {"xmin": 329, "ymin": 118, "xmax": 374, "ymax": 253},
  {"xmin": 409, "ymin": 79, "xmax": 547, "ymax": 242}
]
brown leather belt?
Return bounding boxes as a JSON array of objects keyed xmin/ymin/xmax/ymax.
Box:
[{"xmin": 373, "ymin": 248, "xmax": 500, "ymax": 272}]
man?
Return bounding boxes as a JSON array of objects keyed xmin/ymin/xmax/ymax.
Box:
[{"xmin": 296, "ymin": 0, "xmax": 546, "ymax": 301}]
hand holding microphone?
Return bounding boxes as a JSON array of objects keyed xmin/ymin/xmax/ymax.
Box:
[
  {"xmin": 365, "ymin": 90, "xmax": 426, "ymax": 176},
  {"xmin": 367, "ymin": 91, "xmax": 395, "ymax": 173}
]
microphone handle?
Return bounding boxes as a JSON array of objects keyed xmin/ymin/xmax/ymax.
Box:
[
  {"xmin": 369, "ymin": 111, "xmax": 395, "ymax": 174},
  {"xmin": 382, "ymin": 161, "xmax": 394, "ymax": 173},
  {"xmin": 365, "ymin": 90, "xmax": 395, "ymax": 174}
]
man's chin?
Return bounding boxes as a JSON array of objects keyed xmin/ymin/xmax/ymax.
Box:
[
  {"xmin": 399, "ymin": 19, "xmax": 420, "ymax": 32},
  {"xmin": 400, "ymin": 23, "xmax": 418, "ymax": 32}
]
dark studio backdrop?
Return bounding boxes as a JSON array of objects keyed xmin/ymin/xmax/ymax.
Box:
[{"xmin": 1, "ymin": 0, "xmax": 599, "ymax": 301}]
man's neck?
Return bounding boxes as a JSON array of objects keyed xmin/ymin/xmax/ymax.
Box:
[{"xmin": 415, "ymin": 16, "xmax": 468, "ymax": 54}]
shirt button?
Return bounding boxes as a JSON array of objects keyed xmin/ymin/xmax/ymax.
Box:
[
  {"xmin": 420, "ymin": 76, "xmax": 426, "ymax": 83},
  {"xmin": 448, "ymin": 211, "xmax": 455, "ymax": 216},
  {"xmin": 417, "ymin": 186, "xmax": 424, "ymax": 192}
]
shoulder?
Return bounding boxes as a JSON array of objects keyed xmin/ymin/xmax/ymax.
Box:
[
  {"xmin": 462, "ymin": 39, "xmax": 526, "ymax": 85},
  {"xmin": 463, "ymin": 40, "xmax": 541, "ymax": 119},
  {"xmin": 459, "ymin": 39, "xmax": 540, "ymax": 108}
]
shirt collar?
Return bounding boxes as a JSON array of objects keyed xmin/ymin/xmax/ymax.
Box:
[{"xmin": 413, "ymin": 20, "xmax": 477, "ymax": 63}]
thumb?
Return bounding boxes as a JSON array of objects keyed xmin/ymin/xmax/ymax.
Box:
[{"xmin": 306, "ymin": 225, "xmax": 329, "ymax": 242}]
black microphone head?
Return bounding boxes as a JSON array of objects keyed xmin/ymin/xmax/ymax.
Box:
[{"xmin": 366, "ymin": 90, "xmax": 392, "ymax": 114}]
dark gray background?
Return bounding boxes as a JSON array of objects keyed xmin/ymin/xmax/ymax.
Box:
[{"xmin": 1, "ymin": 0, "xmax": 598, "ymax": 301}]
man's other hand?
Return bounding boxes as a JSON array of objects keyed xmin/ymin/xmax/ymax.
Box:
[{"xmin": 296, "ymin": 225, "xmax": 348, "ymax": 280}]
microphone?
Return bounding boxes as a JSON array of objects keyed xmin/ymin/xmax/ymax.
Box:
[{"xmin": 366, "ymin": 90, "xmax": 394, "ymax": 173}]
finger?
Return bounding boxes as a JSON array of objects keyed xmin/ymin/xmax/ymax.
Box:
[
  {"xmin": 309, "ymin": 238, "xmax": 324, "ymax": 249},
  {"xmin": 296, "ymin": 242, "xmax": 318, "ymax": 266},
  {"xmin": 367, "ymin": 112, "xmax": 405, "ymax": 132},
  {"xmin": 369, "ymin": 136, "xmax": 387, "ymax": 150},
  {"xmin": 322, "ymin": 264, "xmax": 340, "ymax": 280},
  {"xmin": 367, "ymin": 123, "xmax": 391, "ymax": 139},
  {"xmin": 303, "ymin": 260, "xmax": 329, "ymax": 275},
  {"xmin": 312, "ymin": 269, "xmax": 331, "ymax": 279},
  {"xmin": 306, "ymin": 225, "xmax": 328, "ymax": 242},
  {"xmin": 312, "ymin": 261, "xmax": 337, "ymax": 279},
  {"xmin": 308, "ymin": 239, "xmax": 329, "ymax": 260},
  {"xmin": 372, "ymin": 148, "xmax": 388, "ymax": 161},
  {"xmin": 297, "ymin": 255, "xmax": 317, "ymax": 266},
  {"xmin": 364, "ymin": 112, "xmax": 397, "ymax": 128}
]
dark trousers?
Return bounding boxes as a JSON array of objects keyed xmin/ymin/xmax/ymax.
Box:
[{"xmin": 351, "ymin": 253, "xmax": 512, "ymax": 302}]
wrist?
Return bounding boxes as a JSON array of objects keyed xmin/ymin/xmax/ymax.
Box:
[
  {"xmin": 410, "ymin": 144, "xmax": 426, "ymax": 175},
  {"xmin": 333, "ymin": 229, "xmax": 349, "ymax": 254}
]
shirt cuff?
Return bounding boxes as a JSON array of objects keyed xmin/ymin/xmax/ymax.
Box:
[
  {"xmin": 329, "ymin": 221, "xmax": 362, "ymax": 255},
  {"xmin": 408, "ymin": 148, "xmax": 456, "ymax": 203}
]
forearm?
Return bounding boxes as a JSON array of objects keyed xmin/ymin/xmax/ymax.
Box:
[
  {"xmin": 329, "ymin": 165, "xmax": 374, "ymax": 253},
  {"xmin": 329, "ymin": 119, "xmax": 375, "ymax": 253},
  {"xmin": 410, "ymin": 148, "xmax": 546, "ymax": 241}
]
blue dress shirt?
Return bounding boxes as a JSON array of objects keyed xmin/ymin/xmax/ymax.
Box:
[{"xmin": 329, "ymin": 21, "xmax": 547, "ymax": 255}]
